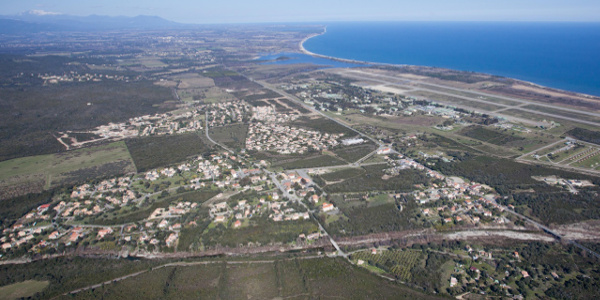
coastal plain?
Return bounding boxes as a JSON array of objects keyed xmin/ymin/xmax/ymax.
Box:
[{"xmin": 0, "ymin": 24, "xmax": 599, "ymax": 299}]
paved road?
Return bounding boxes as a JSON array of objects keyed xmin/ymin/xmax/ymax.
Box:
[
  {"xmin": 255, "ymin": 79, "xmax": 384, "ymax": 147},
  {"xmin": 267, "ymin": 169, "xmax": 346, "ymax": 258},
  {"xmin": 205, "ymin": 110, "xmax": 234, "ymax": 153},
  {"xmin": 495, "ymin": 199, "xmax": 600, "ymax": 260}
]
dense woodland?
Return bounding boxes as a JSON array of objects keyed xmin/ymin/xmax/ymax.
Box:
[{"xmin": 0, "ymin": 55, "xmax": 175, "ymax": 161}]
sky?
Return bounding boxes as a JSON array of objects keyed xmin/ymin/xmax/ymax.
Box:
[{"xmin": 1, "ymin": 0, "xmax": 600, "ymax": 24}]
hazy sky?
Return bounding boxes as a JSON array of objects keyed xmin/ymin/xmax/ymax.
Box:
[{"xmin": 2, "ymin": 0, "xmax": 600, "ymax": 23}]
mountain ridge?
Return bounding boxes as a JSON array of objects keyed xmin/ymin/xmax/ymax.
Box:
[{"xmin": 0, "ymin": 12, "xmax": 186, "ymax": 34}]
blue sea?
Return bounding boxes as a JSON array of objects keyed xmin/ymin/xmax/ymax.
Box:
[{"xmin": 302, "ymin": 22, "xmax": 600, "ymax": 96}]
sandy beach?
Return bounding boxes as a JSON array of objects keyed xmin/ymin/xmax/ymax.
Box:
[{"xmin": 299, "ymin": 27, "xmax": 370, "ymax": 66}]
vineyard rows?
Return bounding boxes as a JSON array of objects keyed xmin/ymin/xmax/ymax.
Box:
[{"xmin": 351, "ymin": 249, "xmax": 422, "ymax": 281}]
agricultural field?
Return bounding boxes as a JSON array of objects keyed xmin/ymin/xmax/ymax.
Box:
[
  {"xmin": 331, "ymin": 142, "xmax": 378, "ymax": 163},
  {"xmin": 201, "ymin": 68, "xmax": 262, "ymax": 91},
  {"xmin": 172, "ymin": 73, "xmax": 215, "ymax": 89},
  {"xmin": 126, "ymin": 133, "xmax": 211, "ymax": 172},
  {"xmin": 351, "ymin": 249, "xmax": 422, "ymax": 281},
  {"xmin": 290, "ymin": 116, "xmax": 357, "ymax": 136},
  {"xmin": 178, "ymin": 86, "xmax": 236, "ymax": 103},
  {"xmin": 567, "ymin": 127, "xmax": 600, "ymax": 145},
  {"xmin": 67, "ymin": 258, "xmax": 444, "ymax": 300},
  {"xmin": 208, "ymin": 124, "xmax": 249, "ymax": 150},
  {"xmin": 325, "ymin": 198, "xmax": 420, "ymax": 237},
  {"xmin": 0, "ymin": 257, "xmax": 171, "ymax": 299},
  {"xmin": 318, "ymin": 168, "xmax": 366, "ymax": 182},
  {"xmin": 276, "ymin": 154, "xmax": 347, "ymax": 170},
  {"xmin": 322, "ymin": 165, "xmax": 430, "ymax": 194},
  {"xmin": 0, "ymin": 280, "xmax": 49, "ymax": 300},
  {"xmin": 201, "ymin": 217, "xmax": 318, "ymax": 247},
  {"xmin": 459, "ymin": 125, "xmax": 527, "ymax": 147},
  {"xmin": 0, "ymin": 141, "xmax": 135, "ymax": 200}
]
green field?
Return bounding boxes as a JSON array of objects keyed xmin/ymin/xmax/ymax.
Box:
[
  {"xmin": 332, "ymin": 143, "xmax": 378, "ymax": 163},
  {"xmin": 68, "ymin": 258, "xmax": 444, "ymax": 300},
  {"xmin": 201, "ymin": 217, "xmax": 318, "ymax": 247},
  {"xmin": 0, "ymin": 141, "xmax": 135, "ymax": 200},
  {"xmin": 319, "ymin": 168, "xmax": 366, "ymax": 182},
  {"xmin": 277, "ymin": 154, "xmax": 347, "ymax": 170},
  {"xmin": 459, "ymin": 126, "xmax": 525, "ymax": 146},
  {"xmin": 0, "ymin": 256, "xmax": 171, "ymax": 299},
  {"xmin": 126, "ymin": 133, "xmax": 211, "ymax": 172},
  {"xmin": 208, "ymin": 124, "xmax": 249, "ymax": 150},
  {"xmin": 0, "ymin": 280, "xmax": 49, "ymax": 300},
  {"xmin": 326, "ymin": 200, "xmax": 418, "ymax": 237},
  {"xmin": 290, "ymin": 116, "xmax": 357, "ymax": 136},
  {"xmin": 322, "ymin": 165, "xmax": 429, "ymax": 194},
  {"xmin": 351, "ymin": 250, "xmax": 422, "ymax": 281}
]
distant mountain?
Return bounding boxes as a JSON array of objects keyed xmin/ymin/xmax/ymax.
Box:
[{"xmin": 0, "ymin": 11, "xmax": 186, "ymax": 34}]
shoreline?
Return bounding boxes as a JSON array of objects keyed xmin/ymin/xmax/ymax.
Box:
[
  {"xmin": 298, "ymin": 27, "xmax": 600, "ymax": 99},
  {"xmin": 299, "ymin": 27, "xmax": 371, "ymax": 66}
]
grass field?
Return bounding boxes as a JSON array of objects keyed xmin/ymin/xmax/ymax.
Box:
[
  {"xmin": 277, "ymin": 154, "xmax": 347, "ymax": 170},
  {"xmin": 351, "ymin": 249, "xmax": 422, "ymax": 281},
  {"xmin": 126, "ymin": 133, "xmax": 211, "ymax": 172},
  {"xmin": 201, "ymin": 218, "xmax": 318, "ymax": 247},
  {"xmin": 322, "ymin": 165, "xmax": 429, "ymax": 194},
  {"xmin": 319, "ymin": 168, "xmax": 366, "ymax": 182},
  {"xmin": 172, "ymin": 73, "xmax": 215, "ymax": 89},
  {"xmin": 459, "ymin": 126, "xmax": 525, "ymax": 146},
  {"xmin": 332, "ymin": 143, "xmax": 378, "ymax": 163},
  {"xmin": 0, "ymin": 141, "xmax": 135, "ymax": 200},
  {"xmin": 69, "ymin": 258, "xmax": 444, "ymax": 300},
  {"xmin": 178, "ymin": 86, "xmax": 236, "ymax": 103},
  {"xmin": 0, "ymin": 280, "xmax": 49, "ymax": 300},
  {"xmin": 208, "ymin": 124, "xmax": 249, "ymax": 150},
  {"xmin": 290, "ymin": 116, "xmax": 357, "ymax": 136},
  {"xmin": 326, "ymin": 200, "xmax": 419, "ymax": 236}
]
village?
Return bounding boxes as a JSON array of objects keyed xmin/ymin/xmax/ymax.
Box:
[
  {"xmin": 0, "ymin": 89, "xmax": 591, "ymax": 300},
  {"xmin": 1, "ymin": 119, "xmax": 521, "ymax": 259},
  {"xmin": 246, "ymin": 105, "xmax": 343, "ymax": 154},
  {"xmin": 39, "ymin": 71, "xmax": 135, "ymax": 85},
  {"xmin": 56, "ymin": 108, "xmax": 205, "ymax": 149}
]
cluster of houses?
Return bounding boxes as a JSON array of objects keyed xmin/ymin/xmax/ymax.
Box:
[
  {"xmin": 270, "ymin": 201, "xmax": 310, "ymax": 222},
  {"xmin": 246, "ymin": 122, "xmax": 343, "ymax": 154},
  {"xmin": 205, "ymin": 101, "xmax": 249, "ymax": 127},
  {"xmin": 0, "ymin": 150, "xmax": 255, "ymax": 256},
  {"xmin": 419, "ymin": 181, "xmax": 508, "ymax": 226},
  {"xmin": 251, "ymin": 105, "xmax": 298, "ymax": 123},
  {"xmin": 59, "ymin": 177, "xmax": 140, "ymax": 218},
  {"xmin": 447, "ymin": 245, "xmax": 560, "ymax": 297},
  {"xmin": 247, "ymin": 105, "xmax": 343, "ymax": 154},
  {"xmin": 92, "ymin": 110, "xmax": 204, "ymax": 139},
  {"xmin": 59, "ymin": 108, "xmax": 204, "ymax": 149},
  {"xmin": 40, "ymin": 71, "xmax": 132, "ymax": 84}
]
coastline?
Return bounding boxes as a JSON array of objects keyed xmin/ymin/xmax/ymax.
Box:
[
  {"xmin": 298, "ymin": 27, "xmax": 599, "ymax": 99},
  {"xmin": 299, "ymin": 27, "xmax": 369, "ymax": 66}
]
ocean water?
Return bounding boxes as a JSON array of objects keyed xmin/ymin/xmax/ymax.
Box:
[{"xmin": 303, "ymin": 22, "xmax": 600, "ymax": 96}]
